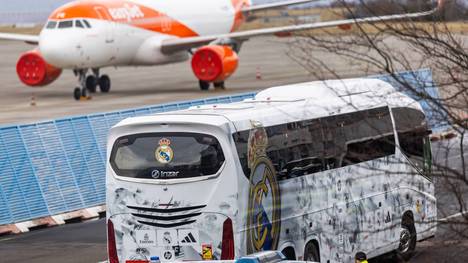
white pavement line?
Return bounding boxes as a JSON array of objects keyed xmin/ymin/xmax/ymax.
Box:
[
  {"xmin": 97, "ymin": 260, "xmax": 108, "ymax": 263},
  {"xmin": 439, "ymin": 211, "xmax": 468, "ymax": 222}
]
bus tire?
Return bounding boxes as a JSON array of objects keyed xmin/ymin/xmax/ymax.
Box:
[
  {"xmin": 304, "ymin": 241, "xmax": 320, "ymax": 262},
  {"xmin": 396, "ymin": 213, "xmax": 416, "ymax": 261}
]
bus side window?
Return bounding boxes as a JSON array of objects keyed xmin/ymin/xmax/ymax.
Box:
[
  {"xmin": 342, "ymin": 135, "xmax": 395, "ymax": 166},
  {"xmin": 338, "ymin": 107, "xmax": 395, "ymax": 167},
  {"xmin": 234, "ymin": 107, "xmax": 397, "ymax": 181},
  {"xmin": 266, "ymin": 120, "xmax": 329, "ymax": 180}
]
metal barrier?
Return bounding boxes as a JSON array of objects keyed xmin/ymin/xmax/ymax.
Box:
[
  {"xmin": 0, "ymin": 93, "xmax": 256, "ymax": 225},
  {"xmin": 0, "ymin": 69, "xmax": 444, "ymax": 226}
]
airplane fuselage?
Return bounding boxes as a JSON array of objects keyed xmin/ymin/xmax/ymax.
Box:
[
  {"xmin": 3, "ymin": 0, "xmax": 436, "ymax": 99},
  {"xmin": 39, "ymin": 0, "xmax": 249, "ymax": 69}
]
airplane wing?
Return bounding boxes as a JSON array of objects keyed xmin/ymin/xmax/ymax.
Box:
[
  {"xmin": 0, "ymin": 33, "xmax": 39, "ymax": 44},
  {"xmin": 242, "ymin": 0, "xmax": 320, "ymax": 13},
  {"xmin": 161, "ymin": 3, "xmax": 440, "ymax": 55}
]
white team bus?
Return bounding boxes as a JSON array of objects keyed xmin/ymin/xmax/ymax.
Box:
[{"xmin": 106, "ymin": 78, "xmax": 437, "ymax": 263}]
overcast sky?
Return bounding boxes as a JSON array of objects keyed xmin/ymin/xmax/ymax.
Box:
[
  {"xmin": 0, "ymin": 0, "xmax": 70, "ymax": 12},
  {"xmin": 0, "ymin": 0, "xmax": 329, "ymax": 12},
  {"xmin": 3, "ymin": 0, "xmax": 453, "ymax": 12}
]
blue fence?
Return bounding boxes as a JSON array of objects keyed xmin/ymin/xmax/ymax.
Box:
[
  {"xmin": 0, "ymin": 69, "xmax": 444, "ymax": 226},
  {"xmin": 0, "ymin": 93, "xmax": 256, "ymax": 225}
]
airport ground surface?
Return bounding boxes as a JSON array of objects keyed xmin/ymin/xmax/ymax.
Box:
[
  {"xmin": 0, "ymin": 36, "xmax": 467, "ymax": 262},
  {"xmin": 0, "ymin": 37, "xmax": 314, "ymax": 125}
]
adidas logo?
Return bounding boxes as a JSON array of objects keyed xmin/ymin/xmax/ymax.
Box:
[{"xmin": 181, "ymin": 232, "xmax": 197, "ymax": 243}]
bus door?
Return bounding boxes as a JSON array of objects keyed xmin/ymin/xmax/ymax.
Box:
[
  {"xmin": 331, "ymin": 177, "xmax": 349, "ymax": 262},
  {"xmin": 359, "ymin": 194, "xmax": 393, "ymax": 253},
  {"xmin": 335, "ymin": 183, "xmax": 362, "ymax": 262},
  {"xmin": 332, "ymin": 201, "xmax": 346, "ymax": 262}
]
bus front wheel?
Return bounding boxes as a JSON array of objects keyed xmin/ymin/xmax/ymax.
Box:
[
  {"xmin": 396, "ymin": 214, "xmax": 416, "ymax": 261},
  {"xmin": 304, "ymin": 242, "xmax": 320, "ymax": 262}
]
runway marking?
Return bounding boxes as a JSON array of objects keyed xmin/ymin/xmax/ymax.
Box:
[
  {"xmin": 0, "ymin": 236, "xmax": 15, "ymax": 242},
  {"xmin": 439, "ymin": 210, "xmax": 468, "ymax": 222}
]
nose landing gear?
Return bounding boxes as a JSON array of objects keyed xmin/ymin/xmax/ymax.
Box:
[{"xmin": 73, "ymin": 68, "xmax": 112, "ymax": 100}]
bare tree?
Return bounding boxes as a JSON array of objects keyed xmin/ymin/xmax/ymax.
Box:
[{"xmin": 286, "ymin": 0, "xmax": 468, "ymax": 260}]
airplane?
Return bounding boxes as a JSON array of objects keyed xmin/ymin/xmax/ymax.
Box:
[{"xmin": 0, "ymin": 0, "xmax": 441, "ymax": 100}]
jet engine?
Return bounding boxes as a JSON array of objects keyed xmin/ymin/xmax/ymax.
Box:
[
  {"xmin": 16, "ymin": 50, "xmax": 62, "ymax": 87},
  {"xmin": 191, "ymin": 45, "xmax": 239, "ymax": 83}
]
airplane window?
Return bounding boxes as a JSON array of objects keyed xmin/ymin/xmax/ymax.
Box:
[
  {"xmin": 58, "ymin": 20, "xmax": 73, "ymax": 28},
  {"xmin": 46, "ymin": 21, "xmax": 57, "ymax": 29},
  {"xmin": 75, "ymin": 20, "xmax": 84, "ymax": 28},
  {"xmin": 83, "ymin": 20, "xmax": 92, "ymax": 28}
]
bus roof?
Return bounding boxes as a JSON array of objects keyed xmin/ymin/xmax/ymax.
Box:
[{"xmin": 115, "ymin": 78, "xmax": 423, "ymax": 132}]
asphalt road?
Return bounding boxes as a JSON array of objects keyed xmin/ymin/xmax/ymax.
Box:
[
  {"xmin": 0, "ymin": 218, "xmax": 106, "ymax": 263},
  {"xmin": 0, "ymin": 35, "xmax": 417, "ymax": 125},
  {"xmin": 0, "ymin": 37, "xmax": 313, "ymax": 125}
]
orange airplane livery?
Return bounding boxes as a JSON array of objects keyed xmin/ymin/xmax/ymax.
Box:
[{"xmin": 0, "ymin": 0, "xmax": 441, "ymax": 100}]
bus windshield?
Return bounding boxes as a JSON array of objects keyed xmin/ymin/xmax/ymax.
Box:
[
  {"xmin": 110, "ymin": 132, "xmax": 225, "ymax": 179},
  {"xmin": 393, "ymin": 107, "xmax": 432, "ymax": 176}
]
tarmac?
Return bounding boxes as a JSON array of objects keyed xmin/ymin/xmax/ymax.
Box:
[{"xmin": 0, "ymin": 36, "xmax": 315, "ymax": 125}]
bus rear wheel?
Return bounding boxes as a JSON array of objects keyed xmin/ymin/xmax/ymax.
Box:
[
  {"xmin": 396, "ymin": 214, "xmax": 416, "ymax": 261},
  {"xmin": 304, "ymin": 242, "xmax": 320, "ymax": 262}
]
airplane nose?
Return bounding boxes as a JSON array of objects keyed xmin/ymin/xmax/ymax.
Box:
[{"xmin": 39, "ymin": 32, "xmax": 78, "ymax": 68}]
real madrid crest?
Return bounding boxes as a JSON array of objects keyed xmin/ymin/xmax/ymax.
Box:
[
  {"xmin": 155, "ymin": 138, "xmax": 174, "ymax": 164},
  {"xmin": 246, "ymin": 121, "xmax": 281, "ymax": 254}
]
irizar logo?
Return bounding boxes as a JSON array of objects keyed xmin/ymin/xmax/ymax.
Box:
[
  {"xmin": 108, "ymin": 4, "xmax": 144, "ymax": 22},
  {"xmin": 151, "ymin": 170, "xmax": 180, "ymax": 179}
]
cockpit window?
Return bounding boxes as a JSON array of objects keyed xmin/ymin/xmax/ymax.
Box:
[
  {"xmin": 46, "ymin": 21, "xmax": 57, "ymax": 29},
  {"xmin": 75, "ymin": 20, "xmax": 84, "ymax": 28},
  {"xmin": 58, "ymin": 20, "xmax": 73, "ymax": 29},
  {"xmin": 46, "ymin": 19, "xmax": 91, "ymax": 30},
  {"xmin": 83, "ymin": 20, "xmax": 92, "ymax": 28}
]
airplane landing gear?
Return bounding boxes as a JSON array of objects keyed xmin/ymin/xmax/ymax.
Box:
[
  {"xmin": 73, "ymin": 68, "xmax": 111, "ymax": 100},
  {"xmin": 199, "ymin": 80, "xmax": 226, "ymax": 90},
  {"xmin": 89, "ymin": 68, "xmax": 111, "ymax": 93},
  {"xmin": 73, "ymin": 87, "xmax": 82, "ymax": 101},
  {"xmin": 86, "ymin": 75, "xmax": 97, "ymax": 93},
  {"xmin": 213, "ymin": 81, "xmax": 225, "ymax": 89},
  {"xmin": 99, "ymin": 75, "xmax": 111, "ymax": 93},
  {"xmin": 199, "ymin": 80, "xmax": 210, "ymax": 91},
  {"xmin": 73, "ymin": 69, "xmax": 88, "ymax": 100}
]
